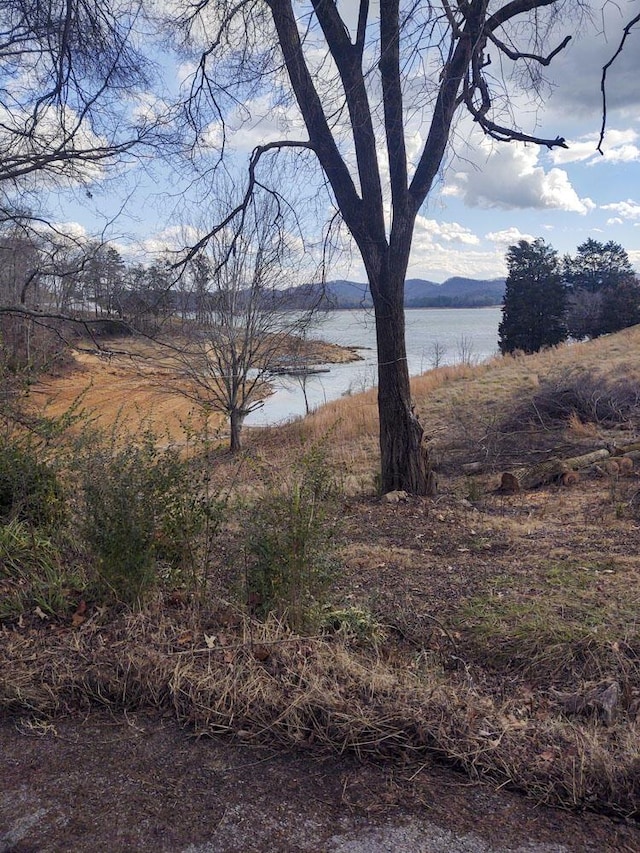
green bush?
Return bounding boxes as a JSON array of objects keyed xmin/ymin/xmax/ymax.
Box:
[
  {"xmin": 78, "ymin": 432, "xmax": 222, "ymax": 606},
  {"xmin": 0, "ymin": 439, "xmax": 65, "ymax": 528},
  {"xmin": 245, "ymin": 444, "xmax": 340, "ymax": 631}
]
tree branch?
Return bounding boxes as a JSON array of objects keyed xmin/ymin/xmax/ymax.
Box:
[
  {"xmin": 379, "ymin": 0, "xmax": 409, "ymax": 222},
  {"xmin": 487, "ymin": 31, "xmax": 571, "ymax": 65},
  {"xmin": 598, "ymin": 10, "xmax": 640, "ymax": 154},
  {"xmin": 176, "ymin": 139, "xmax": 315, "ymax": 267},
  {"xmin": 309, "ymin": 0, "xmax": 384, "ymax": 236},
  {"xmin": 266, "ymin": 0, "xmax": 364, "ymax": 230}
]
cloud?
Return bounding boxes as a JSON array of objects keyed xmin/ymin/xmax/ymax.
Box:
[
  {"xmin": 404, "ymin": 215, "xmax": 507, "ymax": 280},
  {"xmin": 415, "ymin": 216, "xmax": 479, "ymax": 245},
  {"xmin": 137, "ymin": 224, "xmax": 204, "ymax": 257},
  {"xmin": 0, "ymin": 103, "xmax": 108, "ymax": 186},
  {"xmin": 42, "ymin": 221, "xmax": 89, "ymax": 244},
  {"xmin": 551, "ymin": 130, "xmax": 640, "ymax": 166},
  {"xmin": 445, "ymin": 140, "xmax": 595, "ymax": 214},
  {"xmin": 601, "ymin": 199, "xmax": 640, "ymax": 221},
  {"xmin": 201, "ymin": 94, "xmax": 305, "ymax": 154},
  {"xmin": 544, "ymin": 8, "xmax": 640, "ymax": 119},
  {"xmin": 406, "ymin": 242, "xmax": 507, "ymax": 281},
  {"xmin": 485, "ymin": 228, "xmax": 535, "ymax": 246}
]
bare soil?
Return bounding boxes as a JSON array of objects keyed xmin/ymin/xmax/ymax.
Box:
[
  {"xmin": 27, "ymin": 335, "xmax": 357, "ymax": 443},
  {"xmin": 1, "ymin": 712, "xmax": 638, "ymax": 852}
]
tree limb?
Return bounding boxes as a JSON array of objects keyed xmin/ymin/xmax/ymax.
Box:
[{"xmin": 598, "ymin": 10, "xmax": 640, "ymax": 154}]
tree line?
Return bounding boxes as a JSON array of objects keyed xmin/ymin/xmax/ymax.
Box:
[{"xmin": 498, "ymin": 238, "xmax": 639, "ymax": 355}]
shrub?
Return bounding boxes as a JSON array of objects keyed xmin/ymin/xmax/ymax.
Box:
[
  {"xmin": 77, "ymin": 431, "xmax": 222, "ymax": 606},
  {"xmin": 245, "ymin": 444, "xmax": 341, "ymax": 631},
  {"xmin": 0, "ymin": 439, "xmax": 65, "ymax": 528},
  {"xmin": 504, "ymin": 368, "xmax": 640, "ymax": 431}
]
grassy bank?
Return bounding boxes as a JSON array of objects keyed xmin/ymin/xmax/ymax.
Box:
[{"xmin": 3, "ymin": 327, "xmax": 640, "ymax": 818}]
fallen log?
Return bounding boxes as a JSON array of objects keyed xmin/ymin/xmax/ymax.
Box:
[
  {"xmin": 563, "ymin": 448, "xmax": 612, "ymax": 470},
  {"xmin": 501, "ymin": 448, "xmax": 612, "ymax": 491},
  {"xmin": 610, "ymin": 440, "xmax": 640, "ymax": 456}
]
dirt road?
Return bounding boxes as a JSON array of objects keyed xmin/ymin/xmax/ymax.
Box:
[{"xmin": 1, "ymin": 713, "xmax": 637, "ymax": 853}]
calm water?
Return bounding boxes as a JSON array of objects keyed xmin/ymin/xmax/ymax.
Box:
[{"xmin": 246, "ymin": 306, "xmax": 502, "ymax": 426}]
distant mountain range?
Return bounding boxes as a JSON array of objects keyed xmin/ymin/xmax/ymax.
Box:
[{"xmin": 287, "ymin": 276, "xmax": 506, "ymax": 309}]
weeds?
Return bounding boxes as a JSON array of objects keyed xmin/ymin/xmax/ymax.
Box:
[
  {"xmin": 455, "ymin": 562, "xmax": 640, "ymax": 687},
  {"xmin": 0, "ymin": 519, "xmax": 81, "ymax": 620}
]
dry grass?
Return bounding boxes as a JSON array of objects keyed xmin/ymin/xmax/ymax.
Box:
[
  {"xmin": 6, "ymin": 325, "xmax": 640, "ymax": 819},
  {"xmin": 2, "ymin": 609, "xmax": 639, "ymax": 816}
]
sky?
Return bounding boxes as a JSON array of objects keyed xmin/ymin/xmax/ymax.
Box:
[{"xmin": 45, "ymin": 0, "xmax": 640, "ymax": 284}]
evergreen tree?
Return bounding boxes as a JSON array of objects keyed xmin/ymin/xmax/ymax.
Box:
[
  {"xmin": 498, "ymin": 239, "xmax": 567, "ymax": 355},
  {"xmin": 598, "ymin": 276, "xmax": 640, "ymax": 335},
  {"xmin": 564, "ymin": 239, "xmax": 638, "ymax": 339}
]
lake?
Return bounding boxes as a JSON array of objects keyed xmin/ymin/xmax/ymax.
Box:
[{"xmin": 246, "ymin": 306, "xmax": 502, "ymax": 426}]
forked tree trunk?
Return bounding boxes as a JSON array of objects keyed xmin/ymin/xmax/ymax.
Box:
[{"xmin": 370, "ymin": 268, "xmax": 432, "ymax": 495}]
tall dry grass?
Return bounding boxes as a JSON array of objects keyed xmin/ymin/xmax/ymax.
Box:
[{"xmin": 246, "ymin": 327, "xmax": 640, "ymax": 488}]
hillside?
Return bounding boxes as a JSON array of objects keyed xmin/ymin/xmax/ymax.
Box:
[{"xmin": 295, "ymin": 275, "xmax": 506, "ymax": 308}]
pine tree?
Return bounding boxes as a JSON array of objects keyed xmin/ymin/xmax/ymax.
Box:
[
  {"xmin": 564, "ymin": 239, "xmax": 638, "ymax": 339},
  {"xmin": 498, "ymin": 239, "xmax": 567, "ymax": 355}
]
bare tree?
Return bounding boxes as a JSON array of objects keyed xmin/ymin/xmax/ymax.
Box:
[
  {"xmin": 0, "ymin": 0, "xmax": 157, "ymax": 193},
  {"xmin": 176, "ymin": 194, "xmax": 317, "ymax": 452},
  {"xmin": 0, "ymin": 0, "xmax": 170, "ymax": 351},
  {"xmin": 428, "ymin": 340, "xmax": 448, "ymax": 370},
  {"xmin": 172, "ymin": 0, "xmax": 582, "ymax": 493}
]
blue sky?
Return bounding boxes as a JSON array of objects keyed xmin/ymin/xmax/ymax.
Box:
[{"xmin": 46, "ymin": 1, "xmax": 640, "ymax": 284}]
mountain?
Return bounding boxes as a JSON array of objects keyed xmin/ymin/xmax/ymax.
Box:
[{"xmin": 302, "ymin": 276, "xmax": 505, "ymax": 309}]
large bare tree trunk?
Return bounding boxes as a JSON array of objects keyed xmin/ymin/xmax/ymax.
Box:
[{"xmin": 369, "ymin": 262, "xmax": 432, "ymax": 495}]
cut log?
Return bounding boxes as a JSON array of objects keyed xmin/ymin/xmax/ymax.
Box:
[
  {"xmin": 561, "ymin": 470, "xmax": 580, "ymax": 487},
  {"xmin": 609, "ymin": 440, "xmax": 640, "ymax": 456},
  {"xmin": 518, "ymin": 458, "xmax": 569, "ymax": 490},
  {"xmin": 500, "ymin": 448, "xmax": 612, "ymax": 491},
  {"xmin": 498, "ymin": 472, "xmax": 521, "ymax": 493},
  {"xmin": 563, "ymin": 448, "xmax": 611, "ymax": 470}
]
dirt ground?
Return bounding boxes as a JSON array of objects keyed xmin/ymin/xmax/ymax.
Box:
[
  {"xmin": 1, "ymin": 711, "xmax": 639, "ymax": 853},
  {"xmin": 26, "ymin": 336, "xmax": 358, "ymax": 444}
]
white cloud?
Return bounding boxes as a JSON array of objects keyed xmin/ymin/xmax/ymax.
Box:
[
  {"xmin": 0, "ymin": 103, "xmax": 108, "ymax": 186},
  {"xmin": 200, "ymin": 94, "xmax": 306, "ymax": 154},
  {"xmin": 551, "ymin": 130, "xmax": 640, "ymax": 166},
  {"xmin": 485, "ymin": 228, "xmax": 535, "ymax": 246},
  {"xmin": 606, "ymin": 217, "xmax": 624, "ymax": 226},
  {"xmin": 44, "ymin": 221, "xmax": 89, "ymax": 243},
  {"xmin": 405, "ymin": 215, "xmax": 505, "ymax": 280},
  {"xmin": 138, "ymin": 224, "xmax": 203, "ymax": 257},
  {"xmin": 445, "ymin": 140, "xmax": 594, "ymax": 214},
  {"xmin": 406, "ymin": 243, "xmax": 507, "ymax": 281},
  {"xmin": 601, "ymin": 199, "xmax": 640, "ymax": 221},
  {"xmin": 415, "ymin": 216, "xmax": 479, "ymax": 245}
]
